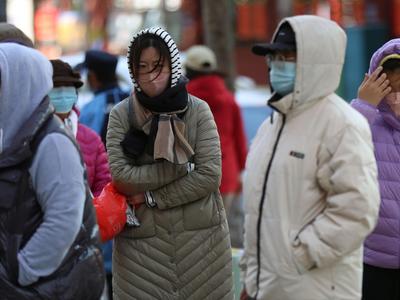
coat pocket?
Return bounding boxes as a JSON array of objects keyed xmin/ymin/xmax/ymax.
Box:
[
  {"xmin": 118, "ymin": 205, "xmax": 156, "ymax": 239},
  {"xmin": 183, "ymin": 191, "xmax": 222, "ymax": 230},
  {"xmin": 289, "ymin": 229, "xmax": 315, "ymax": 275}
]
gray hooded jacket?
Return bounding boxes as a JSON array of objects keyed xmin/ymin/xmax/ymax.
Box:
[{"xmin": 0, "ymin": 43, "xmax": 85, "ymax": 286}]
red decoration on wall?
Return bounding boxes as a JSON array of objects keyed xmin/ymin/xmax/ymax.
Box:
[
  {"xmin": 392, "ymin": 0, "xmax": 400, "ymax": 37},
  {"xmin": 329, "ymin": 0, "xmax": 343, "ymax": 26},
  {"xmin": 353, "ymin": 0, "xmax": 365, "ymax": 26},
  {"xmin": 236, "ymin": 2, "xmax": 268, "ymax": 41}
]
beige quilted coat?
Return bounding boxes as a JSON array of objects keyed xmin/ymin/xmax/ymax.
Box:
[{"xmin": 107, "ymin": 95, "xmax": 233, "ymax": 300}]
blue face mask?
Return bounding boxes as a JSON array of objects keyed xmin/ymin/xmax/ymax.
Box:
[
  {"xmin": 269, "ymin": 61, "xmax": 296, "ymax": 96},
  {"xmin": 48, "ymin": 87, "xmax": 78, "ymax": 113}
]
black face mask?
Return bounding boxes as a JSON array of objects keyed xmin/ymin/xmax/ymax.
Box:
[{"xmin": 135, "ymin": 76, "xmax": 189, "ymax": 113}]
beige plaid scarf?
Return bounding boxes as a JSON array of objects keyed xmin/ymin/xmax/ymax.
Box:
[{"xmin": 132, "ymin": 97, "xmax": 194, "ymax": 164}]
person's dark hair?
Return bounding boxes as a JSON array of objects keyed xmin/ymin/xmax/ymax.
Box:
[
  {"xmin": 382, "ymin": 58, "xmax": 400, "ymax": 73},
  {"xmin": 91, "ymin": 68, "xmax": 117, "ymax": 85},
  {"xmin": 129, "ymin": 33, "xmax": 171, "ymax": 81}
]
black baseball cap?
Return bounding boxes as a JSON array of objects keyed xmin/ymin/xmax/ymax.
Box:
[
  {"xmin": 252, "ymin": 22, "xmax": 296, "ymax": 56},
  {"xmin": 75, "ymin": 49, "xmax": 118, "ymax": 76}
]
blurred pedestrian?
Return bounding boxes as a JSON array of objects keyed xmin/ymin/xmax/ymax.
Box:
[
  {"xmin": 184, "ymin": 45, "xmax": 247, "ymax": 248},
  {"xmin": 240, "ymin": 15, "xmax": 380, "ymax": 300},
  {"xmin": 0, "ymin": 43, "xmax": 104, "ymax": 299},
  {"xmin": 351, "ymin": 38, "xmax": 400, "ymax": 300},
  {"xmin": 107, "ymin": 27, "xmax": 233, "ymax": 299},
  {"xmin": 79, "ymin": 50, "xmax": 129, "ymax": 143}
]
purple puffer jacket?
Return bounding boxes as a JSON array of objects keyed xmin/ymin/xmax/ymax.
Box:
[
  {"xmin": 351, "ymin": 38, "xmax": 400, "ymax": 269},
  {"xmin": 77, "ymin": 123, "xmax": 111, "ymax": 197}
]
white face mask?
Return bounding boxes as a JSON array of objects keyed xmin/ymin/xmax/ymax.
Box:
[
  {"xmin": 386, "ymin": 92, "xmax": 400, "ymax": 116},
  {"xmin": 138, "ymin": 71, "xmax": 170, "ymax": 97}
]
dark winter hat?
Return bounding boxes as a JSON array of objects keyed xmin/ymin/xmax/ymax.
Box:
[
  {"xmin": 252, "ymin": 22, "xmax": 296, "ymax": 56},
  {"xmin": 75, "ymin": 49, "xmax": 118, "ymax": 77},
  {"xmin": 0, "ymin": 23, "xmax": 34, "ymax": 48},
  {"xmin": 50, "ymin": 59, "xmax": 83, "ymax": 88},
  {"xmin": 184, "ymin": 45, "xmax": 217, "ymax": 73}
]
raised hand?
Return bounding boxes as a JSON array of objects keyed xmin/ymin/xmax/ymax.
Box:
[{"xmin": 358, "ymin": 66, "xmax": 392, "ymax": 106}]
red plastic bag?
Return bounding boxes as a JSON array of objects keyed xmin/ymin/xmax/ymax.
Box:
[{"xmin": 93, "ymin": 182, "xmax": 127, "ymax": 242}]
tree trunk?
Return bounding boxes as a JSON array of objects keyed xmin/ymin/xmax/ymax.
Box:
[{"xmin": 201, "ymin": 0, "xmax": 236, "ymax": 91}]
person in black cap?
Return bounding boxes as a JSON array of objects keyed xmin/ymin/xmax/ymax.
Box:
[
  {"xmin": 240, "ymin": 15, "xmax": 380, "ymax": 300},
  {"xmin": 79, "ymin": 50, "xmax": 129, "ymax": 143},
  {"xmin": 252, "ymin": 22, "xmax": 297, "ymax": 97}
]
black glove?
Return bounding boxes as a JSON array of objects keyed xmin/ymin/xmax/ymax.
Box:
[{"xmin": 120, "ymin": 128, "xmax": 148, "ymax": 159}]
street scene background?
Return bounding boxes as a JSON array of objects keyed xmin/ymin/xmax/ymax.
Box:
[{"xmin": 1, "ymin": 1, "xmax": 399, "ymax": 299}]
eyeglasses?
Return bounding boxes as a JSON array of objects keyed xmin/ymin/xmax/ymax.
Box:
[{"xmin": 266, "ymin": 53, "xmax": 296, "ymax": 65}]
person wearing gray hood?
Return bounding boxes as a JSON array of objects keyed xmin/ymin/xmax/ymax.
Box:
[{"xmin": 0, "ymin": 43, "xmax": 104, "ymax": 299}]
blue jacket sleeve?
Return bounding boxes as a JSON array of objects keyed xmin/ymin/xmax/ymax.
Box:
[{"xmin": 79, "ymin": 95, "xmax": 106, "ymax": 135}]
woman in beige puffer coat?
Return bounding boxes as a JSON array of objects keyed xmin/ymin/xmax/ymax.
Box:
[{"xmin": 106, "ymin": 27, "xmax": 233, "ymax": 300}]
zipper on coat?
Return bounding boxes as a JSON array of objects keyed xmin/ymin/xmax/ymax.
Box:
[{"xmin": 254, "ymin": 113, "xmax": 286, "ymax": 300}]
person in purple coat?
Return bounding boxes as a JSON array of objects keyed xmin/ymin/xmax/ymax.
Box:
[{"xmin": 351, "ymin": 39, "xmax": 400, "ymax": 300}]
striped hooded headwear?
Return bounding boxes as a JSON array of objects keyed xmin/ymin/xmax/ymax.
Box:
[
  {"xmin": 127, "ymin": 27, "xmax": 182, "ymax": 92},
  {"xmin": 123, "ymin": 27, "xmax": 194, "ymax": 165}
]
